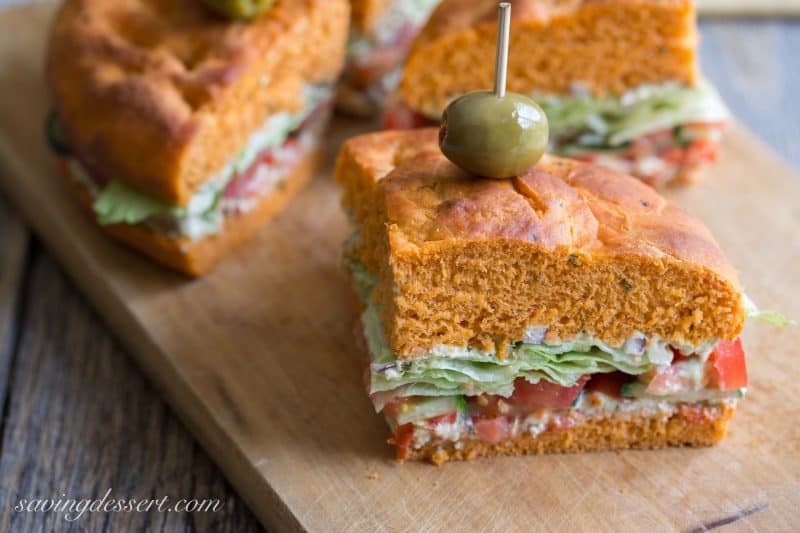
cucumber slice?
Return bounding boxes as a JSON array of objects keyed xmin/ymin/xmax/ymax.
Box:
[{"xmin": 393, "ymin": 396, "xmax": 464, "ymax": 426}]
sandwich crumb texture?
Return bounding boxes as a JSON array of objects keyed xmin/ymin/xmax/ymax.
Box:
[
  {"xmin": 401, "ymin": 0, "xmax": 698, "ymax": 117},
  {"xmin": 335, "ymin": 130, "xmax": 744, "ymax": 357}
]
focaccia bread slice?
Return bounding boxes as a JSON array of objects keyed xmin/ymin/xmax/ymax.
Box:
[
  {"xmin": 47, "ymin": 0, "xmax": 349, "ymax": 205},
  {"xmin": 350, "ymin": 0, "xmax": 395, "ymax": 34},
  {"xmin": 387, "ymin": 0, "xmax": 727, "ymax": 188},
  {"xmin": 401, "ymin": 0, "xmax": 698, "ymax": 119},
  {"xmin": 336, "ymin": 129, "xmax": 744, "ymax": 358}
]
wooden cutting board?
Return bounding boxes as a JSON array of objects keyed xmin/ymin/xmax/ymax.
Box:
[
  {"xmin": 1, "ymin": 3, "xmax": 799, "ymax": 532},
  {"xmin": 698, "ymin": 0, "xmax": 800, "ymax": 16}
]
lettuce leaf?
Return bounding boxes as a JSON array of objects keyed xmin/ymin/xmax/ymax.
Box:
[
  {"xmin": 391, "ymin": 396, "xmax": 467, "ymax": 426},
  {"xmin": 369, "ymin": 342, "xmax": 652, "ymax": 402},
  {"xmin": 743, "ymin": 294, "xmax": 795, "ymax": 327},
  {"xmin": 93, "ymin": 180, "xmax": 176, "ymax": 225},
  {"xmin": 362, "ymin": 304, "xmax": 659, "ymax": 406},
  {"xmin": 538, "ymin": 81, "xmax": 729, "ymax": 149}
]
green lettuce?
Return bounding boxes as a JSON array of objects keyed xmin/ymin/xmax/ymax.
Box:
[
  {"xmin": 93, "ymin": 180, "xmax": 176, "ymax": 225},
  {"xmin": 363, "ymin": 304, "xmax": 656, "ymax": 405},
  {"xmin": 538, "ymin": 81, "xmax": 729, "ymax": 150},
  {"xmin": 391, "ymin": 396, "xmax": 467, "ymax": 426},
  {"xmin": 743, "ymin": 294, "xmax": 795, "ymax": 327}
]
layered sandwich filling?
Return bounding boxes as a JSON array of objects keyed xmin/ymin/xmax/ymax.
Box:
[
  {"xmin": 538, "ymin": 82, "xmax": 729, "ymax": 186},
  {"xmin": 347, "ymin": 255, "xmax": 752, "ymax": 460},
  {"xmin": 342, "ymin": 0, "xmax": 441, "ymax": 110},
  {"xmin": 384, "ymin": 81, "xmax": 729, "ymax": 186},
  {"xmin": 56, "ymin": 85, "xmax": 333, "ymax": 241}
]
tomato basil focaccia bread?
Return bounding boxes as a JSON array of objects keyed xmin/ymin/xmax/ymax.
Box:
[
  {"xmin": 338, "ymin": 0, "xmax": 442, "ymax": 116},
  {"xmin": 335, "ymin": 129, "xmax": 750, "ymax": 464},
  {"xmin": 46, "ymin": 0, "xmax": 349, "ymax": 276},
  {"xmin": 384, "ymin": 0, "xmax": 728, "ymax": 188}
]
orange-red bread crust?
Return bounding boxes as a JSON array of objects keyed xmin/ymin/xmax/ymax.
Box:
[
  {"xmin": 47, "ymin": 0, "xmax": 348, "ymax": 205},
  {"xmin": 400, "ymin": 0, "xmax": 698, "ymax": 117},
  {"xmin": 335, "ymin": 129, "xmax": 744, "ymax": 357}
]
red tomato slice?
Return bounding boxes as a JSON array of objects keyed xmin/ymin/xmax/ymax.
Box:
[
  {"xmin": 657, "ymin": 146, "xmax": 685, "ymax": 165},
  {"xmin": 685, "ymin": 121, "xmax": 728, "ymax": 130},
  {"xmin": 509, "ymin": 376, "xmax": 589, "ymax": 409},
  {"xmin": 381, "ymin": 397, "xmax": 403, "ymax": 419},
  {"xmin": 644, "ymin": 364, "xmax": 690, "ymax": 395},
  {"xmin": 685, "ymin": 138, "xmax": 720, "ymax": 166},
  {"xmin": 707, "ymin": 338, "xmax": 747, "ymax": 391},
  {"xmin": 670, "ymin": 346, "xmax": 693, "ymax": 363},
  {"xmin": 586, "ymin": 372, "xmax": 633, "ymax": 399},
  {"xmin": 382, "ymin": 102, "xmax": 434, "ymax": 130},
  {"xmin": 473, "ymin": 417, "xmax": 509, "ymax": 444},
  {"xmin": 388, "ymin": 423, "xmax": 414, "ymax": 460},
  {"xmin": 427, "ymin": 412, "xmax": 457, "ymax": 427},
  {"xmin": 349, "ymin": 46, "xmax": 405, "ymax": 87}
]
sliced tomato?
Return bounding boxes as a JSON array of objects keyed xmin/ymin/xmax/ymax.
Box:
[
  {"xmin": 388, "ymin": 423, "xmax": 414, "ymax": 460},
  {"xmin": 670, "ymin": 346, "xmax": 693, "ymax": 363},
  {"xmin": 382, "ymin": 102, "xmax": 434, "ymax": 130},
  {"xmin": 644, "ymin": 364, "xmax": 691, "ymax": 395},
  {"xmin": 381, "ymin": 397, "xmax": 403, "ymax": 419},
  {"xmin": 508, "ymin": 376, "xmax": 589, "ymax": 409},
  {"xmin": 628, "ymin": 129, "xmax": 674, "ymax": 160},
  {"xmin": 658, "ymin": 146, "xmax": 685, "ymax": 165},
  {"xmin": 685, "ymin": 121, "xmax": 728, "ymax": 130},
  {"xmin": 348, "ymin": 46, "xmax": 405, "ymax": 87},
  {"xmin": 684, "ymin": 138, "xmax": 720, "ymax": 167},
  {"xmin": 225, "ymin": 138, "xmax": 305, "ymax": 200},
  {"xmin": 586, "ymin": 372, "xmax": 633, "ymax": 399},
  {"xmin": 427, "ymin": 412, "xmax": 457, "ymax": 427},
  {"xmin": 347, "ymin": 24, "xmax": 416, "ymax": 87},
  {"xmin": 707, "ymin": 338, "xmax": 747, "ymax": 391},
  {"xmin": 570, "ymin": 153, "xmax": 598, "ymax": 163},
  {"xmin": 473, "ymin": 416, "xmax": 509, "ymax": 444}
]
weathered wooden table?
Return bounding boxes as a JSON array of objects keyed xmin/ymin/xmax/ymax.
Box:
[{"xmin": 0, "ymin": 9, "xmax": 797, "ymax": 531}]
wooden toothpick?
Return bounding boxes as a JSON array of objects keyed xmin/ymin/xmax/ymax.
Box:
[{"xmin": 494, "ymin": 2, "xmax": 511, "ymax": 98}]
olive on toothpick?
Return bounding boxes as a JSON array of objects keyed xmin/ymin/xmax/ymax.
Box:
[{"xmin": 439, "ymin": 2, "xmax": 549, "ymax": 179}]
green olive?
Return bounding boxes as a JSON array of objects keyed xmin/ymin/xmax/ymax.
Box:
[
  {"xmin": 199, "ymin": 0, "xmax": 275, "ymax": 20},
  {"xmin": 439, "ymin": 91, "xmax": 549, "ymax": 179}
]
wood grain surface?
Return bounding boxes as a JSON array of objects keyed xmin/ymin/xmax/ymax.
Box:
[
  {"xmin": 0, "ymin": 2, "xmax": 799, "ymax": 533},
  {"xmin": 0, "ymin": 195, "xmax": 28, "ymax": 405},
  {"xmin": 0, "ymin": 251, "xmax": 261, "ymax": 532}
]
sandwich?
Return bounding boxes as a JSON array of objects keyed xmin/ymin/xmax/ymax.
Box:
[
  {"xmin": 45, "ymin": 0, "xmax": 350, "ymax": 276},
  {"xmin": 335, "ymin": 128, "xmax": 772, "ymax": 464},
  {"xmin": 338, "ymin": 0, "xmax": 442, "ymax": 116},
  {"xmin": 384, "ymin": 0, "xmax": 729, "ymax": 187}
]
